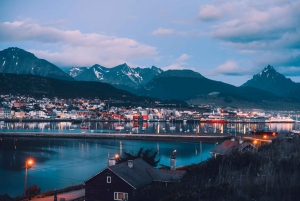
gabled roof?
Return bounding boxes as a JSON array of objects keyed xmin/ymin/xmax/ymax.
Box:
[
  {"xmin": 109, "ymin": 158, "xmax": 153, "ymax": 189},
  {"xmin": 85, "ymin": 158, "xmax": 186, "ymax": 189},
  {"xmin": 238, "ymin": 142, "xmax": 257, "ymax": 152},
  {"xmin": 210, "ymin": 140, "xmax": 257, "ymax": 155},
  {"xmin": 0, "ymin": 194, "xmax": 13, "ymax": 201},
  {"xmin": 210, "ymin": 140, "xmax": 239, "ymax": 155}
]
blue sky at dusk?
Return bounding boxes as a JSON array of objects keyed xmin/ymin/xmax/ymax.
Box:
[{"xmin": 0, "ymin": 0, "xmax": 299, "ymax": 86}]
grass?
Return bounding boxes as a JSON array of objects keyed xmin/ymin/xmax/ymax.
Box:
[{"xmin": 134, "ymin": 137, "xmax": 300, "ymax": 201}]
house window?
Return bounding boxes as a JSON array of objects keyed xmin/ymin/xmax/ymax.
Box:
[
  {"xmin": 107, "ymin": 176, "xmax": 111, "ymax": 183},
  {"xmin": 114, "ymin": 192, "xmax": 128, "ymax": 200}
]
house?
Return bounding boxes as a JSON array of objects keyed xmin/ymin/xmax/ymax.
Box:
[
  {"xmin": 85, "ymin": 158, "xmax": 185, "ymax": 201},
  {"xmin": 210, "ymin": 138, "xmax": 257, "ymax": 157},
  {"xmin": 0, "ymin": 194, "xmax": 13, "ymax": 201}
]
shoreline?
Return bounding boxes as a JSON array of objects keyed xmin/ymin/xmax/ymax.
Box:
[
  {"xmin": 0, "ymin": 131, "xmax": 248, "ymax": 143},
  {"xmin": 0, "ymin": 118, "xmax": 296, "ymax": 124}
]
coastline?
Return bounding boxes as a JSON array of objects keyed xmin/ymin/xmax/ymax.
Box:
[
  {"xmin": 1, "ymin": 118, "xmax": 295, "ymax": 123},
  {"xmin": 0, "ymin": 131, "xmax": 250, "ymax": 143}
]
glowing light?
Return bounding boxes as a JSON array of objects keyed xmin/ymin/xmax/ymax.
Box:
[
  {"xmin": 26, "ymin": 158, "xmax": 34, "ymax": 168},
  {"xmin": 115, "ymin": 154, "xmax": 119, "ymax": 159}
]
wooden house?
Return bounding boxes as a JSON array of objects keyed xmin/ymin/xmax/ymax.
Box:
[
  {"xmin": 0, "ymin": 194, "xmax": 13, "ymax": 201},
  {"xmin": 210, "ymin": 138, "xmax": 257, "ymax": 157},
  {"xmin": 85, "ymin": 158, "xmax": 185, "ymax": 201}
]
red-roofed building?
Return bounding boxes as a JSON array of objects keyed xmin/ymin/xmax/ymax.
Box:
[{"xmin": 210, "ymin": 138, "xmax": 257, "ymax": 157}]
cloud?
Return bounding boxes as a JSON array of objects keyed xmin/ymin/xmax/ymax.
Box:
[
  {"xmin": 277, "ymin": 66, "xmax": 300, "ymax": 77},
  {"xmin": 210, "ymin": 1, "xmax": 300, "ymax": 50},
  {"xmin": 152, "ymin": 28, "xmax": 176, "ymax": 36},
  {"xmin": 0, "ymin": 20, "xmax": 158, "ymax": 67},
  {"xmin": 199, "ymin": 0, "xmax": 300, "ymax": 75},
  {"xmin": 198, "ymin": 5, "xmax": 222, "ymax": 21},
  {"xmin": 211, "ymin": 61, "xmax": 246, "ymax": 76},
  {"xmin": 162, "ymin": 53, "xmax": 193, "ymax": 70},
  {"xmin": 152, "ymin": 28, "xmax": 190, "ymax": 36},
  {"xmin": 177, "ymin": 54, "xmax": 191, "ymax": 62}
]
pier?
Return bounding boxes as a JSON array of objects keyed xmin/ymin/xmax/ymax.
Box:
[{"xmin": 0, "ymin": 131, "xmax": 275, "ymax": 144}]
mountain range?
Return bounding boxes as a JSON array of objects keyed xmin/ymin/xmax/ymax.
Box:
[
  {"xmin": 242, "ymin": 65, "xmax": 300, "ymax": 99},
  {"xmin": 1, "ymin": 47, "xmax": 300, "ymax": 109},
  {"xmin": 0, "ymin": 47, "xmax": 74, "ymax": 81},
  {"xmin": 68, "ymin": 64, "xmax": 162, "ymax": 91}
]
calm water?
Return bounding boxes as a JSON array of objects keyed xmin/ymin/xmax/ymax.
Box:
[
  {"xmin": 0, "ymin": 121, "xmax": 296, "ymax": 197},
  {"xmin": 0, "ymin": 137, "xmax": 215, "ymax": 197},
  {"xmin": 0, "ymin": 121, "xmax": 296, "ymax": 134}
]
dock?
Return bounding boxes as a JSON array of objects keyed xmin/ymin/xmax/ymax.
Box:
[{"xmin": 0, "ymin": 131, "xmax": 252, "ymax": 143}]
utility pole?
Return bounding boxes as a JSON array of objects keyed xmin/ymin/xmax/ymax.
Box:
[{"xmin": 200, "ymin": 141, "xmax": 202, "ymax": 162}]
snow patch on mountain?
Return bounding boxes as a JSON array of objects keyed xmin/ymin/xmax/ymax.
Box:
[
  {"xmin": 66, "ymin": 63, "xmax": 163, "ymax": 89},
  {"xmin": 68, "ymin": 67, "xmax": 87, "ymax": 77},
  {"xmin": 93, "ymin": 68, "xmax": 104, "ymax": 80}
]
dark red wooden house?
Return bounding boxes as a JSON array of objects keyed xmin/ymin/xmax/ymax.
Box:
[{"xmin": 85, "ymin": 158, "xmax": 185, "ymax": 201}]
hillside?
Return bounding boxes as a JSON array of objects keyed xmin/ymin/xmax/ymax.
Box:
[
  {"xmin": 0, "ymin": 47, "xmax": 74, "ymax": 81},
  {"xmin": 134, "ymin": 138, "xmax": 300, "ymax": 201},
  {"xmin": 242, "ymin": 65, "xmax": 300, "ymax": 98},
  {"xmin": 140, "ymin": 70, "xmax": 278, "ymax": 102},
  {"xmin": 0, "ymin": 73, "xmax": 158, "ymax": 103}
]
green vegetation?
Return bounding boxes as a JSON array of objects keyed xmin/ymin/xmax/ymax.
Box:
[
  {"xmin": 25, "ymin": 184, "xmax": 41, "ymax": 196},
  {"xmin": 116, "ymin": 148, "xmax": 160, "ymax": 167},
  {"xmin": 134, "ymin": 138, "xmax": 300, "ymax": 201}
]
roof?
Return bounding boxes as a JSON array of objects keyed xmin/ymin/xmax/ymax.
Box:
[
  {"xmin": 238, "ymin": 142, "xmax": 257, "ymax": 151},
  {"xmin": 85, "ymin": 158, "xmax": 186, "ymax": 189},
  {"xmin": 210, "ymin": 140, "xmax": 239, "ymax": 155},
  {"xmin": 109, "ymin": 158, "xmax": 153, "ymax": 189},
  {"xmin": 210, "ymin": 140, "xmax": 257, "ymax": 155},
  {"xmin": 0, "ymin": 194, "xmax": 13, "ymax": 201}
]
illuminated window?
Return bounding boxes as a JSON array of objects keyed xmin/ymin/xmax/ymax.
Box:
[
  {"xmin": 107, "ymin": 176, "xmax": 111, "ymax": 183},
  {"xmin": 114, "ymin": 192, "xmax": 128, "ymax": 200}
]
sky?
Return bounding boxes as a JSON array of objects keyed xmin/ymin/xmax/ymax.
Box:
[{"xmin": 0, "ymin": 0, "xmax": 299, "ymax": 86}]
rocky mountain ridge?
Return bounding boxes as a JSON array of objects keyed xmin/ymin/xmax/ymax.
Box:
[
  {"xmin": 0, "ymin": 47, "xmax": 74, "ymax": 81},
  {"xmin": 66, "ymin": 63, "xmax": 163, "ymax": 90},
  {"xmin": 242, "ymin": 65, "xmax": 300, "ymax": 98}
]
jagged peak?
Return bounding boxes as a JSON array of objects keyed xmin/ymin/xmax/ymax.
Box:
[
  {"xmin": 1, "ymin": 47, "xmax": 35, "ymax": 57},
  {"xmin": 263, "ymin": 65, "xmax": 275, "ymax": 72}
]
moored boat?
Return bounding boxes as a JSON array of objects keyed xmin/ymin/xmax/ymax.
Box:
[{"xmin": 205, "ymin": 116, "xmax": 227, "ymax": 124}]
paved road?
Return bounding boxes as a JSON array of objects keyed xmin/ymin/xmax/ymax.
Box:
[{"xmin": 31, "ymin": 189, "xmax": 84, "ymax": 201}]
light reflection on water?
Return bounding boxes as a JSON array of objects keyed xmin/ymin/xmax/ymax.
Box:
[
  {"xmin": 0, "ymin": 137, "xmax": 215, "ymax": 197},
  {"xmin": 0, "ymin": 121, "xmax": 296, "ymax": 134}
]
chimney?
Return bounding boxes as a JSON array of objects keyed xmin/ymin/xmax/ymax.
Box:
[
  {"xmin": 128, "ymin": 160, "xmax": 133, "ymax": 168},
  {"xmin": 170, "ymin": 150, "xmax": 176, "ymax": 170},
  {"xmin": 108, "ymin": 158, "xmax": 116, "ymax": 166}
]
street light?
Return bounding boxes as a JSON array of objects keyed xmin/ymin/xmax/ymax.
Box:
[
  {"xmin": 172, "ymin": 150, "xmax": 176, "ymax": 157},
  {"xmin": 24, "ymin": 158, "xmax": 34, "ymax": 195}
]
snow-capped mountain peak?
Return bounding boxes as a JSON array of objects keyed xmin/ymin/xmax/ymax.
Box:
[{"xmin": 66, "ymin": 63, "xmax": 163, "ymax": 89}]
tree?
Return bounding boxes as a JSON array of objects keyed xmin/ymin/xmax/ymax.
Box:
[
  {"xmin": 25, "ymin": 184, "xmax": 41, "ymax": 196},
  {"xmin": 116, "ymin": 148, "xmax": 160, "ymax": 167}
]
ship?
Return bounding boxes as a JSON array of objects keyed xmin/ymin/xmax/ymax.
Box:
[
  {"xmin": 205, "ymin": 116, "xmax": 227, "ymax": 124},
  {"xmin": 266, "ymin": 115, "xmax": 295, "ymax": 123},
  {"xmin": 290, "ymin": 130, "xmax": 300, "ymax": 135}
]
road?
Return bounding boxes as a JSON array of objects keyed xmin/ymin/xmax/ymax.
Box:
[{"xmin": 31, "ymin": 189, "xmax": 84, "ymax": 201}]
